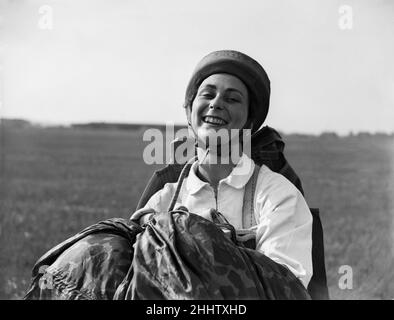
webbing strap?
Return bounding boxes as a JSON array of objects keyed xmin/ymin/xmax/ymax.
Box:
[
  {"xmin": 167, "ymin": 156, "xmax": 197, "ymax": 212},
  {"xmin": 242, "ymin": 164, "xmax": 260, "ymax": 229}
]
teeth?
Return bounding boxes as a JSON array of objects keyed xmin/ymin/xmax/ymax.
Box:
[{"xmin": 203, "ymin": 116, "xmax": 226, "ymax": 125}]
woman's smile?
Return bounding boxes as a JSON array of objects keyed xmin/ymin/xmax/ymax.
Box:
[{"xmin": 201, "ymin": 115, "xmax": 229, "ymax": 126}]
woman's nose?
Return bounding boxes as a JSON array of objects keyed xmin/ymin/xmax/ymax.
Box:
[
  {"xmin": 209, "ymin": 97, "xmax": 224, "ymax": 110},
  {"xmin": 209, "ymin": 104, "xmax": 222, "ymax": 110}
]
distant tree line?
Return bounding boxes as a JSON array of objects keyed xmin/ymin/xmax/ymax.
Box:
[
  {"xmin": 71, "ymin": 122, "xmax": 187, "ymax": 132},
  {"xmin": 0, "ymin": 118, "xmax": 34, "ymax": 129},
  {"xmin": 1, "ymin": 118, "xmax": 393, "ymax": 138}
]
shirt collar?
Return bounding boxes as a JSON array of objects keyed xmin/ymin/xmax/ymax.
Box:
[{"xmin": 186, "ymin": 153, "xmax": 255, "ymax": 195}]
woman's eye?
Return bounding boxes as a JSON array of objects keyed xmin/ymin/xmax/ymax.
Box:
[
  {"xmin": 200, "ymin": 92, "xmax": 214, "ymax": 98},
  {"xmin": 228, "ymin": 97, "xmax": 241, "ymax": 103}
]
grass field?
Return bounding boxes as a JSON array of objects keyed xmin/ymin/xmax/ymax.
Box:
[{"xmin": 0, "ymin": 126, "xmax": 393, "ymax": 299}]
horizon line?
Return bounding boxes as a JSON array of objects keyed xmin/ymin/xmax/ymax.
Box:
[{"xmin": 1, "ymin": 117, "xmax": 393, "ymax": 137}]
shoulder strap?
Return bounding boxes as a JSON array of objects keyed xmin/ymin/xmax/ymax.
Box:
[
  {"xmin": 242, "ymin": 164, "xmax": 260, "ymax": 229},
  {"xmin": 135, "ymin": 163, "xmax": 184, "ymax": 210},
  {"xmin": 167, "ymin": 156, "xmax": 197, "ymax": 212}
]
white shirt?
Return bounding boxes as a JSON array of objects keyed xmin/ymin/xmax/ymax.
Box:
[{"xmin": 142, "ymin": 153, "xmax": 313, "ymax": 288}]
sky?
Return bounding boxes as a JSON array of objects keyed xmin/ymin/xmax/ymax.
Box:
[{"xmin": 0, "ymin": 0, "xmax": 393, "ymax": 134}]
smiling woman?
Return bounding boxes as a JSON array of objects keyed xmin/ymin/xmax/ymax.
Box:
[
  {"xmin": 137, "ymin": 51, "xmax": 313, "ymax": 288},
  {"xmin": 25, "ymin": 50, "xmax": 317, "ymax": 300}
]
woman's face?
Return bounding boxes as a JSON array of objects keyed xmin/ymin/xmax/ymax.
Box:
[{"xmin": 190, "ymin": 73, "xmax": 249, "ymax": 147}]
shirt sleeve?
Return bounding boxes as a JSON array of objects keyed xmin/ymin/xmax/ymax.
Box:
[{"xmin": 254, "ymin": 166, "xmax": 313, "ymax": 288}]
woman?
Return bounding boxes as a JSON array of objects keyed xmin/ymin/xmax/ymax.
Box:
[
  {"xmin": 133, "ymin": 50, "xmax": 313, "ymax": 289},
  {"xmin": 25, "ymin": 50, "xmax": 312, "ymax": 300}
]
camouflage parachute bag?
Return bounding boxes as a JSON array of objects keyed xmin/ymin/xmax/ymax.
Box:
[{"xmin": 24, "ymin": 212, "xmax": 309, "ymax": 300}]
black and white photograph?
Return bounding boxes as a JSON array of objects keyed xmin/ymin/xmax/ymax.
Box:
[{"xmin": 0, "ymin": 0, "xmax": 393, "ymax": 305}]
